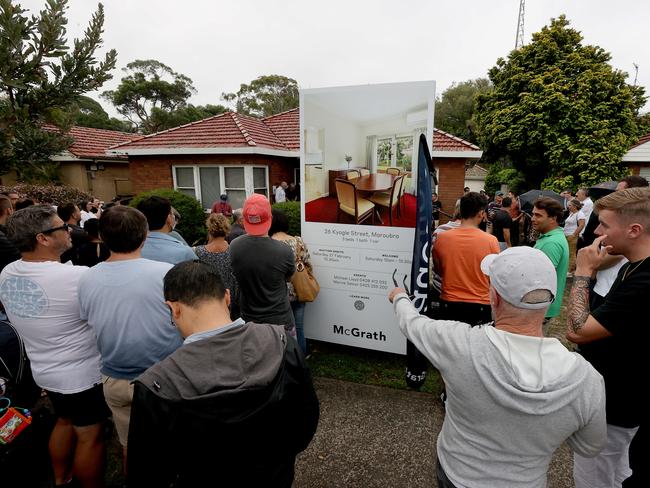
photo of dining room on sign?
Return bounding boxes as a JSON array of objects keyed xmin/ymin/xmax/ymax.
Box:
[{"xmin": 302, "ymin": 81, "xmax": 435, "ymax": 227}]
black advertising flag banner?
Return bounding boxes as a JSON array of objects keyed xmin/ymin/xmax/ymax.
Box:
[{"xmin": 405, "ymin": 133, "xmax": 435, "ymax": 389}]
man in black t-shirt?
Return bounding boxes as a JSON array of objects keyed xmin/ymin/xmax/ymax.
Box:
[
  {"xmin": 566, "ymin": 187, "xmax": 650, "ymax": 488},
  {"xmin": 491, "ymin": 197, "xmax": 513, "ymax": 251}
]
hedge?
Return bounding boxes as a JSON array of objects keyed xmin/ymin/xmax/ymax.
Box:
[
  {"xmin": 0, "ymin": 183, "xmax": 92, "ymax": 206},
  {"xmin": 272, "ymin": 201, "xmax": 301, "ymax": 236},
  {"xmin": 130, "ymin": 188, "xmax": 207, "ymax": 246}
]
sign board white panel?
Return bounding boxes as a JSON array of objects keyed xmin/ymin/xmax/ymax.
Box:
[{"xmin": 300, "ymin": 81, "xmax": 436, "ymax": 354}]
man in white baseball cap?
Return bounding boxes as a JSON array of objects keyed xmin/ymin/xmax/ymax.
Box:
[{"xmin": 389, "ymin": 246, "xmax": 606, "ymax": 488}]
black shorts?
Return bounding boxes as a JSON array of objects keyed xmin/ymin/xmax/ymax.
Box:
[{"xmin": 46, "ymin": 383, "xmax": 110, "ymax": 427}]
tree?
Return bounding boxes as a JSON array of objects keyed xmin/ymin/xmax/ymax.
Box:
[
  {"xmin": 0, "ymin": 0, "xmax": 117, "ymax": 181},
  {"xmin": 474, "ymin": 16, "xmax": 646, "ymax": 190},
  {"xmin": 148, "ymin": 103, "xmax": 228, "ymax": 132},
  {"xmin": 435, "ymin": 78, "xmax": 491, "ymax": 144},
  {"xmin": 222, "ymin": 75, "xmax": 298, "ymax": 118},
  {"xmin": 69, "ymin": 95, "xmax": 134, "ymax": 132},
  {"xmin": 102, "ymin": 59, "xmax": 196, "ymax": 133}
]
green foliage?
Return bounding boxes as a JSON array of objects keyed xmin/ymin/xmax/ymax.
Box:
[
  {"xmin": 272, "ymin": 201, "xmax": 301, "ymax": 236},
  {"xmin": 68, "ymin": 95, "xmax": 134, "ymax": 132},
  {"xmin": 130, "ymin": 188, "xmax": 207, "ymax": 245},
  {"xmin": 0, "ymin": 183, "xmax": 91, "ymax": 205},
  {"xmin": 102, "ymin": 59, "xmax": 196, "ymax": 133},
  {"xmin": 484, "ymin": 163, "xmax": 526, "ymax": 194},
  {"xmin": 147, "ymin": 103, "xmax": 228, "ymax": 133},
  {"xmin": 222, "ymin": 74, "xmax": 298, "ymax": 117},
  {"xmin": 636, "ymin": 112, "xmax": 650, "ymax": 137},
  {"xmin": 475, "ymin": 15, "xmax": 646, "ymax": 188},
  {"xmin": 0, "ymin": 0, "xmax": 117, "ymax": 180},
  {"xmin": 541, "ymin": 175, "xmax": 577, "ymax": 193},
  {"xmin": 435, "ymin": 78, "xmax": 491, "ymax": 144}
]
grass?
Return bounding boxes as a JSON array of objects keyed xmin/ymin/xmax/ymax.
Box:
[{"xmin": 306, "ymin": 340, "xmax": 443, "ymax": 395}]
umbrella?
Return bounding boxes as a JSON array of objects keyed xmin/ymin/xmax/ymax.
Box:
[
  {"xmin": 518, "ymin": 189, "xmax": 564, "ymax": 214},
  {"xmin": 588, "ymin": 181, "xmax": 617, "ymax": 200}
]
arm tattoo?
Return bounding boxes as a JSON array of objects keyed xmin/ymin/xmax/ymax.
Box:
[{"xmin": 568, "ymin": 276, "xmax": 591, "ymax": 334}]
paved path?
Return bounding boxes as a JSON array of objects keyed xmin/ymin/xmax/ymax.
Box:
[{"xmin": 294, "ymin": 377, "xmax": 575, "ymax": 487}]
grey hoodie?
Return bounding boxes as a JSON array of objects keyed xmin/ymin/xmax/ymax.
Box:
[{"xmin": 394, "ymin": 293, "xmax": 606, "ymax": 488}]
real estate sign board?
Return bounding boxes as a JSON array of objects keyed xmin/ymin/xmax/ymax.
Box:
[{"xmin": 300, "ymin": 81, "xmax": 436, "ymax": 354}]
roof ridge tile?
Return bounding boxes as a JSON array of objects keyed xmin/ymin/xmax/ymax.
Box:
[
  {"xmin": 433, "ymin": 127, "xmax": 480, "ymax": 150},
  {"xmin": 230, "ymin": 112, "xmax": 257, "ymax": 147}
]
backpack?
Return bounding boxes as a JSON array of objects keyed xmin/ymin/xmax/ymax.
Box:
[{"xmin": 0, "ymin": 320, "xmax": 39, "ymax": 406}]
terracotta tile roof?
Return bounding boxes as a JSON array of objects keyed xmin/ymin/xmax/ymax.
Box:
[
  {"xmin": 465, "ymin": 164, "xmax": 488, "ymax": 177},
  {"xmin": 433, "ymin": 128, "xmax": 480, "ymax": 151},
  {"xmin": 631, "ymin": 132, "xmax": 650, "ymax": 149},
  {"xmin": 43, "ymin": 124, "xmax": 135, "ymax": 160},
  {"xmin": 263, "ymin": 108, "xmax": 300, "ymax": 150},
  {"xmin": 111, "ymin": 112, "xmax": 293, "ymax": 152},
  {"xmin": 108, "ymin": 108, "xmax": 480, "ymax": 156}
]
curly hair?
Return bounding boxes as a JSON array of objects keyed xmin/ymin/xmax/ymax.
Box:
[{"xmin": 206, "ymin": 213, "xmax": 231, "ymax": 238}]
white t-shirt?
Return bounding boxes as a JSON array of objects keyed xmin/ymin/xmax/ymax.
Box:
[
  {"xmin": 579, "ymin": 198, "xmax": 594, "ymax": 237},
  {"xmin": 0, "ymin": 260, "xmax": 102, "ymax": 393},
  {"xmin": 564, "ymin": 210, "xmax": 586, "ymax": 236},
  {"xmin": 80, "ymin": 210, "xmax": 97, "ymax": 228},
  {"xmin": 594, "ymin": 257, "xmax": 628, "ymax": 298},
  {"xmin": 275, "ymin": 186, "xmax": 286, "ymax": 203}
]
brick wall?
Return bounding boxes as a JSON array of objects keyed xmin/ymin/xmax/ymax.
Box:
[
  {"xmin": 129, "ymin": 154, "xmax": 298, "ymax": 196},
  {"xmin": 435, "ymin": 158, "xmax": 467, "ymax": 224}
]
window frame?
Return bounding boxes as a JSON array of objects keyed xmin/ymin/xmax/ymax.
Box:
[{"xmin": 172, "ymin": 164, "xmax": 269, "ymax": 209}]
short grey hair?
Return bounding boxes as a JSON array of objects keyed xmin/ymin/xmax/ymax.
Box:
[
  {"xmin": 6, "ymin": 205, "xmax": 58, "ymax": 252},
  {"xmin": 233, "ymin": 208, "xmax": 243, "ymax": 222}
]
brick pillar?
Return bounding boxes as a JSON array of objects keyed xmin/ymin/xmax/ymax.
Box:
[{"xmin": 435, "ymin": 158, "xmax": 466, "ymax": 224}]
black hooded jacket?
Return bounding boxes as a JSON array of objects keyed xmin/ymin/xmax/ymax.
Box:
[{"xmin": 127, "ymin": 322, "xmax": 319, "ymax": 488}]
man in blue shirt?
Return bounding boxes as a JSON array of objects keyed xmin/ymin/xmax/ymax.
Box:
[
  {"xmin": 78, "ymin": 206, "xmax": 183, "ymax": 463},
  {"xmin": 137, "ymin": 196, "xmax": 196, "ymax": 264}
]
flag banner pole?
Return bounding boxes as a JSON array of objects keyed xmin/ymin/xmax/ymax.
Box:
[{"xmin": 405, "ymin": 133, "xmax": 434, "ymax": 389}]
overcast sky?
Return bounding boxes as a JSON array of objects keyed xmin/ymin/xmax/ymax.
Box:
[{"xmin": 18, "ymin": 0, "xmax": 650, "ymax": 117}]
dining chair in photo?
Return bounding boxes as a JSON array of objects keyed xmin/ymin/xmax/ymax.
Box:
[
  {"xmin": 386, "ymin": 167, "xmax": 401, "ymax": 176},
  {"xmin": 368, "ymin": 174, "xmax": 403, "ymax": 226},
  {"xmin": 335, "ymin": 178, "xmax": 375, "ymax": 225},
  {"xmin": 346, "ymin": 170, "xmax": 361, "ymax": 180},
  {"xmin": 359, "ymin": 168, "xmax": 370, "ymax": 176}
]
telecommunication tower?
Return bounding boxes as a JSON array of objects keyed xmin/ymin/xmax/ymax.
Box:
[{"xmin": 515, "ymin": 0, "xmax": 525, "ymax": 49}]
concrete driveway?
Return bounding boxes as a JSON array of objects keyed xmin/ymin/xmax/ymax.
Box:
[{"xmin": 294, "ymin": 377, "xmax": 574, "ymax": 487}]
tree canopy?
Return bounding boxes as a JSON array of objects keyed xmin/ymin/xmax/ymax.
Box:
[
  {"xmin": 0, "ymin": 0, "xmax": 117, "ymax": 181},
  {"xmin": 222, "ymin": 74, "xmax": 298, "ymax": 118},
  {"xmin": 435, "ymin": 78, "xmax": 491, "ymax": 144},
  {"xmin": 474, "ymin": 16, "xmax": 646, "ymax": 190},
  {"xmin": 102, "ymin": 59, "xmax": 196, "ymax": 133},
  {"xmin": 68, "ymin": 95, "xmax": 133, "ymax": 132}
]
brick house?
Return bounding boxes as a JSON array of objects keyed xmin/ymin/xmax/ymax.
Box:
[
  {"xmin": 110, "ymin": 108, "xmax": 481, "ymax": 215},
  {"xmin": 109, "ymin": 110, "xmax": 299, "ymax": 210},
  {"xmin": 1, "ymin": 126, "xmax": 135, "ymax": 202},
  {"xmin": 432, "ymin": 129, "xmax": 483, "ymax": 222},
  {"xmin": 622, "ymin": 132, "xmax": 650, "ymax": 182}
]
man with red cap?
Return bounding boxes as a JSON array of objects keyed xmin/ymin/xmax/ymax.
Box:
[{"xmin": 229, "ymin": 194, "xmax": 296, "ymax": 332}]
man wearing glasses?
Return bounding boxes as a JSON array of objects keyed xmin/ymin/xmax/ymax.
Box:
[{"xmin": 0, "ymin": 205, "xmax": 108, "ymax": 488}]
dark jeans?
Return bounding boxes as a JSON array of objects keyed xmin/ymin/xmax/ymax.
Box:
[
  {"xmin": 438, "ymin": 300, "xmax": 493, "ymax": 326},
  {"xmin": 291, "ymin": 300, "xmax": 307, "ymax": 354},
  {"xmin": 437, "ymin": 458, "xmax": 458, "ymax": 488}
]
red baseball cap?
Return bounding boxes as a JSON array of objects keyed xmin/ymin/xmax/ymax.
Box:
[{"xmin": 242, "ymin": 194, "xmax": 272, "ymax": 236}]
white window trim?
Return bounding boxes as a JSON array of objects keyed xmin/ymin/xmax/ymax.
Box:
[{"xmin": 172, "ymin": 164, "xmax": 269, "ymax": 208}]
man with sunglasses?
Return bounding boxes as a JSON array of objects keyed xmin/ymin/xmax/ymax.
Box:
[
  {"xmin": 0, "ymin": 205, "xmax": 108, "ymax": 488},
  {"xmin": 77, "ymin": 206, "xmax": 183, "ymax": 468}
]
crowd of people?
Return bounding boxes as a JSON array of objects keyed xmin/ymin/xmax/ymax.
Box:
[
  {"xmin": 0, "ymin": 174, "xmax": 647, "ymax": 487},
  {"xmin": 0, "ymin": 191, "xmax": 317, "ymax": 487},
  {"xmin": 418, "ymin": 178, "xmax": 648, "ymax": 487}
]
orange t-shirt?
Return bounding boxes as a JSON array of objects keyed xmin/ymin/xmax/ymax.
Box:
[{"xmin": 432, "ymin": 227, "xmax": 500, "ymax": 304}]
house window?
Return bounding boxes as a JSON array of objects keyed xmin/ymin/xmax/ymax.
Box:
[
  {"xmin": 376, "ymin": 134, "xmax": 414, "ymax": 172},
  {"xmin": 172, "ymin": 165, "xmax": 269, "ymax": 209}
]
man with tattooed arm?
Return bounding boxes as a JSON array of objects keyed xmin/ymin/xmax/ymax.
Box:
[{"xmin": 566, "ymin": 187, "xmax": 650, "ymax": 488}]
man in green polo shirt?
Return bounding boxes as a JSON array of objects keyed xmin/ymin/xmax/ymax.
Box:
[{"xmin": 532, "ymin": 197, "xmax": 569, "ymax": 323}]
